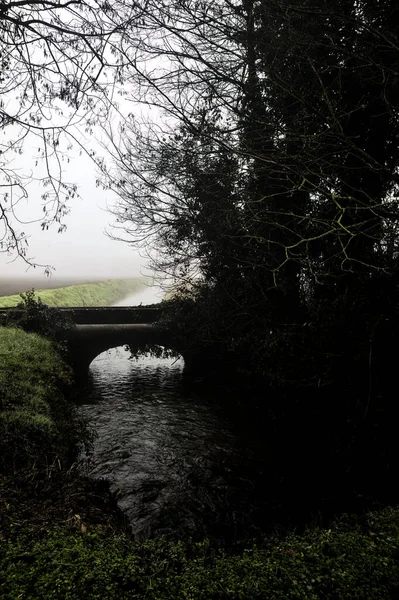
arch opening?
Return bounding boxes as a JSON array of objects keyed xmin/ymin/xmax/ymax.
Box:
[{"xmin": 88, "ymin": 344, "xmax": 184, "ymax": 372}]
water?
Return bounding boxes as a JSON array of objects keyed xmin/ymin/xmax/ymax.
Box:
[
  {"xmin": 77, "ymin": 348, "xmax": 273, "ymax": 542},
  {"xmin": 77, "ymin": 285, "xmax": 274, "ymax": 541}
]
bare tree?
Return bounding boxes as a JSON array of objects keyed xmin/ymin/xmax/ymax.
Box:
[
  {"xmin": 0, "ymin": 0, "xmax": 138, "ymax": 271},
  {"xmin": 103, "ymin": 0, "xmax": 399, "ymax": 300},
  {"xmin": 100, "ymin": 0, "xmax": 246, "ymax": 284}
]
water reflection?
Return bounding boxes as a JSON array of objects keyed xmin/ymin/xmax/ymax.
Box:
[{"xmin": 78, "ymin": 348, "xmax": 271, "ymax": 541}]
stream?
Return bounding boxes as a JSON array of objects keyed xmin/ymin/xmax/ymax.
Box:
[{"xmin": 77, "ymin": 286, "xmax": 272, "ymax": 541}]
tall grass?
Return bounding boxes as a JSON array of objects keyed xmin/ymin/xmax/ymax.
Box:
[{"xmin": 0, "ymin": 278, "xmax": 148, "ymax": 307}]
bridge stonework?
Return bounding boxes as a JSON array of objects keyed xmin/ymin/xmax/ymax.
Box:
[
  {"xmin": 1, "ymin": 306, "xmax": 182, "ymax": 379},
  {"xmin": 61, "ymin": 307, "xmax": 177, "ymax": 379}
]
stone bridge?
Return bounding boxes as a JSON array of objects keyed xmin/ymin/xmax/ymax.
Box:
[
  {"xmin": 0, "ymin": 306, "xmax": 179, "ymax": 379},
  {"xmin": 63, "ymin": 307, "xmax": 173, "ymax": 379}
]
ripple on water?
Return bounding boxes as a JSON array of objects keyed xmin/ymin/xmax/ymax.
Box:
[{"xmin": 77, "ymin": 348, "xmax": 270, "ymax": 541}]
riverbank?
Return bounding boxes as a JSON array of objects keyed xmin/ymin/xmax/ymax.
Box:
[
  {"xmin": 0, "ymin": 275, "xmax": 114, "ymax": 297},
  {"xmin": 2, "ymin": 325, "xmax": 399, "ymax": 598},
  {"xmin": 0, "ymin": 470, "xmax": 128, "ymax": 538},
  {"xmin": 0, "ymin": 325, "xmax": 132, "ymax": 581},
  {"xmin": 0, "ymin": 325, "xmax": 126, "ymax": 527},
  {"xmin": 0, "ymin": 277, "xmax": 149, "ymax": 307}
]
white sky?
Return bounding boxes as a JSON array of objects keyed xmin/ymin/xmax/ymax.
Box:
[
  {"xmin": 0, "ymin": 117, "xmax": 148, "ymax": 283},
  {"xmin": 0, "ymin": 13, "xmax": 171, "ymax": 285},
  {"xmin": 0, "ymin": 158, "xmax": 144, "ymax": 281}
]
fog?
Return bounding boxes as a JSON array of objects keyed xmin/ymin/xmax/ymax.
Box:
[
  {"xmin": 112, "ymin": 284, "xmax": 163, "ymax": 306},
  {"xmin": 0, "ymin": 146, "xmax": 146, "ymax": 284}
]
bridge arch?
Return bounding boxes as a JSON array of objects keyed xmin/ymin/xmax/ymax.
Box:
[{"xmin": 65, "ymin": 323, "xmax": 180, "ymax": 380}]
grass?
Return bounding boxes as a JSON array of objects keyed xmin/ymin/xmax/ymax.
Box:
[
  {"xmin": 0, "ymin": 275, "xmax": 109, "ymax": 297},
  {"xmin": 0, "ymin": 327, "xmax": 83, "ymax": 472},
  {"xmin": 0, "ymin": 277, "xmax": 149, "ymax": 307}
]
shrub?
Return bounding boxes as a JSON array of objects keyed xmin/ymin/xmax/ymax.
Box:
[
  {"xmin": 1, "ymin": 507, "xmax": 399, "ymax": 599},
  {"xmin": 12, "ymin": 289, "xmax": 76, "ymax": 342}
]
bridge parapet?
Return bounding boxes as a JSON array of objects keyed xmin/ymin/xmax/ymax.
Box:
[
  {"xmin": 0, "ymin": 306, "xmax": 162, "ymax": 325},
  {"xmin": 59, "ymin": 306, "xmax": 161, "ymax": 324}
]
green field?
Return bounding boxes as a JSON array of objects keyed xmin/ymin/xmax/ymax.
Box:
[{"xmin": 0, "ymin": 278, "xmax": 148, "ymax": 307}]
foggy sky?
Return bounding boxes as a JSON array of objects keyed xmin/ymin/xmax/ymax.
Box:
[{"xmin": 0, "ymin": 143, "xmax": 147, "ymax": 283}]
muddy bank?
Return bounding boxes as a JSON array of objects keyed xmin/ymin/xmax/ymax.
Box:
[{"xmin": 0, "ymin": 471, "xmax": 129, "ymax": 539}]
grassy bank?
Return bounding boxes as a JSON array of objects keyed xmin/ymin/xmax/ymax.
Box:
[
  {"xmin": 0, "ymin": 327, "xmax": 82, "ymax": 471},
  {"xmin": 1, "ymin": 507, "xmax": 399, "ymax": 599},
  {"xmin": 0, "ymin": 323, "xmax": 127, "ymax": 530},
  {"xmin": 0, "ymin": 277, "xmax": 149, "ymax": 307},
  {"xmin": 0, "ymin": 276, "xmax": 110, "ymax": 297}
]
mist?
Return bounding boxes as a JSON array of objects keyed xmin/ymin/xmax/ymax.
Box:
[{"xmin": 0, "ymin": 147, "xmax": 147, "ymax": 284}]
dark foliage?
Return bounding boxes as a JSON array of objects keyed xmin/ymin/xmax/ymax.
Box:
[
  {"xmin": 2, "ymin": 507, "xmax": 399, "ymax": 599},
  {"xmin": 12, "ymin": 289, "xmax": 75, "ymax": 344},
  {"xmin": 109, "ymin": 0, "xmax": 399, "ymax": 515}
]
